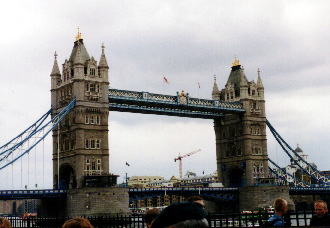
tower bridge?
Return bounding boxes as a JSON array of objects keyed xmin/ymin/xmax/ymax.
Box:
[{"xmin": 1, "ymin": 30, "xmax": 328, "ymax": 216}]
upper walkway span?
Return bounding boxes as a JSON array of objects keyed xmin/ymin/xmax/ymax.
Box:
[{"xmin": 108, "ymin": 89, "xmax": 245, "ymax": 119}]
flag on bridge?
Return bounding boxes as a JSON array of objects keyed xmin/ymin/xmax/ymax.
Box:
[
  {"xmin": 198, "ymin": 82, "xmax": 201, "ymax": 88},
  {"xmin": 164, "ymin": 77, "xmax": 169, "ymax": 84}
]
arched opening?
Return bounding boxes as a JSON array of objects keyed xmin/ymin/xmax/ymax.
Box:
[
  {"xmin": 229, "ymin": 168, "xmax": 244, "ymax": 187},
  {"xmin": 59, "ymin": 164, "xmax": 76, "ymax": 189}
]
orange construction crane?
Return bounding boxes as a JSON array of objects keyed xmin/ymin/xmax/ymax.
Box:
[{"xmin": 174, "ymin": 149, "xmax": 201, "ymax": 178}]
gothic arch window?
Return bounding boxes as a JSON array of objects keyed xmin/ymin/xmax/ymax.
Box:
[
  {"xmin": 90, "ymin": 84, "xmax": 95, "ymax": 92},
  {"xmin": 90, "ymin": 140, "xmax": 96, "ymax": 149},
  {"xmin": 237, "ymin": 148, "xmax": 242, "ymax": 156},
  {"xmin": 231, "ymin": 146, "xmax": 236, "ymax": 156},
  {"xmin": 226, "ymin": 149, "xmax": 230, "ymax": 157},
  {"xmin": 71, "ymin": 140, "xmax": 75, "ymax": 150},
  {"xmin": 96, "ymin": 116, "xmax": 100, "ymax": 125},
  {"xmin": 230, "ymin": 128, "xmax": 235, "ymax": 137},
  {"xmin": 90, "ymin": 68, "xmax": 96, "ymax": 76}
]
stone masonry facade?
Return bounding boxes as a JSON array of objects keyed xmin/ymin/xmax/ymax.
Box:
[
  {"xmin": 212, "ymin": 58, "xmax": 268, "ymax": 187},
  {"xmin": 50, "ymin": 31, "xmax": 110, "ymax": 189}
]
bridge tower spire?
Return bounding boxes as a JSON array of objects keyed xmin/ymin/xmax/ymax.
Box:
[
  {"xmin": 213, "ymin": 57, "xmax": 268, "ymax": 187},
  {"xmin": 50, "ymin": 29, "xmax": 110, "ymax": 189}
]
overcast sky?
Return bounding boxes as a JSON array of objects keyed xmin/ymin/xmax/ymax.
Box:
[{"xmin": 1, "ymin": 1, "xmax": 330, "ymax": 189}]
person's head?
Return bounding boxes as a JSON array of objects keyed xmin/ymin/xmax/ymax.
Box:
[
  {"xmin": 274, "ymin": 198, "xmax": 288, "ymax": 215},
  {"xmin": 151, "ymin": 201, "xmax": 208, "ymax": 228},
  {"xmin": 0, "ymin": 218, "xmax": 12, "ymax": 228},
  {"xmin": 187, "ymin": 196, "xmax": 205, "ymax": 207},
  {"xmin": 144, "ymin": 208, "xmax": 161, "ymax": 228},
  {"xmin": 314, "ymin": 200, "xmax": 328, "ymax": 218},
  {"xmin": 62, "ymin": 217, "xmax": 93, "ymax": 228}
]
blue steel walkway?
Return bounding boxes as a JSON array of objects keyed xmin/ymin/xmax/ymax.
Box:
[
  {"xmin": 0, "ymin": 189, "xmax": 66, "ymax": 200},
  {"xmin": 129, "ymin": 187, "xmax": 239, "ymax": 202},
  {"xmin": 109, "ymin": 89, "xmax": 245, "ymax": 119}
]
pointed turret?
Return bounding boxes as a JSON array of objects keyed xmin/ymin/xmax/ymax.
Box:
[
  {"xmin": 50, "ymin": 52, "xmax": 61, "ymax": 109},
  {"xmin": 257, "ymin": 68, "xmax": 264, "ymax": 88},
  {"xmin": 240, "ymin": 67, "xmax": 248, "ymax": 99},
  {"xmin": 51, "ymin": 51, "xmax": 61, "ymax": 77},
  {"xmin": 98, "ymin": 43, "xmax": 109, "ymax": 86},
  {"xmin": 99, "ymin": 43, "xmax": 109, "ymax": 68},
  {"xmin": 74, "ymin": 43, "xmax": 84, "ymax": 65},
  {"xmin": 212, "ymin": 75, "xmax": 220, "ymax": 100},
  {"xmin": 257, "ymin": 68, "xmax": 264, "ymax": 100},
  {"xmin": 226, "ymin": 56, "xmax": 245, "ymax": 98},
  {"xmin": 69, "ymin": 28, "xmax": 90, "ymax": 63}
]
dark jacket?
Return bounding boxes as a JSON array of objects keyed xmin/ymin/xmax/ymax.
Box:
[{"xmin": 310, "ymin": 212, "xmax": 330, "ymax": 226}]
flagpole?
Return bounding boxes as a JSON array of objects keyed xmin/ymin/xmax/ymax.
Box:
[{"xmin": 198, "ymin": 81, "xmax": 200, "ymax": 99}]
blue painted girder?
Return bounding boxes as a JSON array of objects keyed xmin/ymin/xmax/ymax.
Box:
[
  {"xmin": 128, "ymin": 187, "xmax": 238, "ymax": 202},
  {"xmin": 109, "ymin": 89, "xmax": 245, "ymax": 119}
]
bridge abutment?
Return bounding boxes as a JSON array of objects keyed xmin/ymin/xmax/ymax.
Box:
[
  {"xmin": 38, "ymin": 187, "xmax": 130, "ymax": 217},
  {"xmin": 65, "ymin": 187, "xmax": 130, "ymax": 217},
  {"xmin": 239, "ymin": 185, "xmax": 295, "ymax": 212}
]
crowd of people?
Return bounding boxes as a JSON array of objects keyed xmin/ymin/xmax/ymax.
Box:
[{"xmin": 1, "ymin": 197, "xmax": 330, "ymax": 227}]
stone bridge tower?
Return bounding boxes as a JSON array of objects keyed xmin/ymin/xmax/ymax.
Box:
[
  {"xmin": 212, "ymin": 57, "xmax": 268, "ymax": 187},
  {"xmin": 50, "ymin": 30, "xmax": 110, "ymax": 189}
]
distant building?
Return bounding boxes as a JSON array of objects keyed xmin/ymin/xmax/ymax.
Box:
[
  {"xmin": 129, "ymin": 171, "xmax": 221, "ymax": 209},
  {"xmin": 181, "ymin": 171, "xmax": 218, "ymax": 187},
  {"xmin": 274, "ymin": 145, "xmax": 317, "ymax": 186},
  {"xmin": 128, "ymin": 176, "xmax": 164, "ymax": 188},
  {"xmin": 147, "ymin": 176, "xmax": 179, "ymax": 188}
]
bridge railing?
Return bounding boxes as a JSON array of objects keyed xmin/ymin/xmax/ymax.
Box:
[
  {"xmin": 128, "ymin": 187, "xmax": 239, "ymax": 192},
  {"xmin": 4, "ymin": 210, "xmax": 313, "ymax": 227},
  {"xmin": 0, "ymin": 189, "xmax": 66, "ymax": 199},
  {"xmin": 109, "ymin": 89, "xmax": 244, "ymax": 112}
]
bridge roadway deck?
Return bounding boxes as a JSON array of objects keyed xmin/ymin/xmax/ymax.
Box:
[
  {"xmin": 1, "ymin": 187, "xmax": 329, "ymax": 200},
  {"xmin": 108, "ymin": 89, "xmax": 245, "ymax": 119},
  {"xmin": 0, "ymin": 189, "xmax": 66, "ymax": 200},
  {"xmin": 129, "ymin": 187, "xmax": 239, "ymax": 202}
]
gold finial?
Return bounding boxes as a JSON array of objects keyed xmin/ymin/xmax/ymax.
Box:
[
  {"xmin": 75, "ymin": 27, "xmax": 82, "ymax": 41},
  {"xmin": 232, "ymin": 56, "xmax": 240, "ymax": 67},
  {"xmin": 54, "ymin": 51, "xmax": 58, "ymax": 59},
  {"xmin": 214, "ymin": 75, "xmax": 216, "ymax": 82},
  {"xmin": 257, "ymin": 68, "xmax": 260, "ymax": 77}
]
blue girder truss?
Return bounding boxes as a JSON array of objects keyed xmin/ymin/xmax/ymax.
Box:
[
  {"xmin": 128, "ymin": 187, "xmax": 238, "ymax": 202},
  {"xmin": 0, "ymin": 189, "xmax": 66, "ymax": 200},
  {"xmin": 290, "ymin": 187, "xmax": 330, "ymax": 195},
  {"xmin": 0, "ymin": 99, "xmax": 76, "ymax": 170},
  {"xmin": 268, "ymin": 158, "xmax": 310, "ymax": 187},
  {"xmin": 109, "ymin": 89, "xmax": 245, "ymax": 119},
  {"xmin": 266, "ymin": 119, "xmax": 330, "ymax": 186}
]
